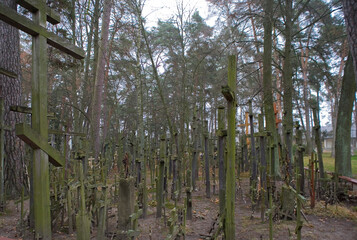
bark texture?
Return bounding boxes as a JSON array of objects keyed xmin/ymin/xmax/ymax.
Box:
[
  {"xmin": 91, "ymin": 0, "xmax": 112, "ymax": 160},
  {"xmin": 263, "ymin": 0, "xmax": 280, "ymax": 176},
  {"xmin": 335, "ymin": 54, "xmax": 356, "ymax": 177},
  {"xmin": 0, "ymin": 0, "xmax": 26, "ymax": 196},
  {"xmin": 283, "ymin": 0, "xmax": 293, "ymax": 176},
  {"xmin": 342, "ymin": 1, "xmax": 357, "ymax": 85}
]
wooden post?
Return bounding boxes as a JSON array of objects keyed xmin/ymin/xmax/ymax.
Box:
[
  {"xmin": 142, "ymin": 137, "xmax": 148, "ymax": 218},
  {"xmin": 217, "ymin": 106, "xmax": 226, "ymax": 216},
  {"xmin": 258, "ymin": 114, "xmax": 267, "ymax": 222},
  {"xmin": 222, "ymin": 55, "xmax": 237, "ymax": 239},
  {"xmin": 204, "ymin": 120, "xmax": 210, "ymax": 198},
  {"xmin": 31, "ymin": 2, "xmax": 51, "ymax": 237},
  {"xmin": 249, "ymin": 100, "xmax": 258, "ymax": 211},
  {"xmin": 97, "ymin": 186, "xmax": 108, "ymax": 240},
  {"xmin": 67, "ymin": 186, "xmax": 73, "ymax": 234},
  {"xmin": 191, "ymin": 113, "xmax": 198, "ymax": 190},
  {"xmin": 76, "ymin": 162, "xmax": 90, "ymax": 240},
  {"xmin": 249, "ymin": 101, "xmax": 257, "ymax": 180},
  {"xmin": 171, "ymin": 142, "xmax": 178, "ymax": 200},
  {"xmin": 117, "ymin": 178, "xmax": 135, "ymax": 238},
  {"xmin": 156, "ymin": 134, "xmax": 165, "ymax": 218},
  {"xmin": 295, "ymin": 165, "xmax": 303, "ymax": 240},
  {"xmin": 295, "ymin": 122, "xmax": 305, "ymax": 194},
  {"xmin": 186, "ymin": 169, "xmax": 192, "ymax": 220},
  {"xmin": 310, "ymin": 152, "xmax": 315, "ymax": 209},
  {"xmin": 267, "ymin": 132, "xmax": 274, "ymax": 240},
  {"xmin": 312, "ymin": 106, "xmax": 324, "ymax": 179},
  {"xmin": 211, "ymin": 138, "xmax": 216, "ymax": 195}
]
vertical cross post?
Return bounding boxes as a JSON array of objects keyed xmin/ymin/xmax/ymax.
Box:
[
  {"xmin": 217, "ymin": 106, "xmax": 226, "ymax": 216},
  {"xmin": 31, "ymin": 1, "xmax": 50, "ymax": 238},
  {"xmin": 221, "ymin": 55, "xmax": 237, "ymax": 239},
  {"xmin": 204, "ymin": 120, "xmax": 210, "ymax": 198}
]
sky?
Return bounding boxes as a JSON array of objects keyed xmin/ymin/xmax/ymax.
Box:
[{"xmin": 142, "ymin": 0, "xmax": 212, "ymax": 27}]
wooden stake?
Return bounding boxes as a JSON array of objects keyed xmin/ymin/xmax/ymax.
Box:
[
  {"xmin": 223, "ymin": 55, "xmax": 237, "ymax": 239},
  {"xmin": 156, "ymin": 135, "xmax": 165, "ymax": 218},
  {"xmin": 217, "ymin": 106, "xmax": 226, "ymax": 216},
  {"xmin": 204, "ymin": 120, "xmax": 210, "ymax": 198}
]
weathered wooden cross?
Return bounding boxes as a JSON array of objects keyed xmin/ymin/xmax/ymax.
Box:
[
  {"xmin": 0, "ymin": 0, "xmax": 84, "ymax": 238},
  {"xmin": 274, "ymin": 102, "xmax": 282, "ymax": 128},
  {"xmin": 238, "ymin": 111, "xmax": 257, "ymax": 145}
]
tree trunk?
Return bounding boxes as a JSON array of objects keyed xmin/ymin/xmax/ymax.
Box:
[
  {"xmin": 91, "ymin": 0, "xmax": 112, "ymax": 160},
  {"xmin": 0, "ymin": 0, "xmax": 26, "ymax": 197},
  {"xmin": 283, "ymin": 0, "xmax": 293, "ymax": 177},
  {"xmin": 335, "ymin": 54, "xmax": 356, "ymax": 177},
  {"xmin": 342, "ymin": 1, "xmax": 357, "ymax": 85},
  {"xmin": 263, "ymin": 0, "xmax": 280, "ymax": 177}
]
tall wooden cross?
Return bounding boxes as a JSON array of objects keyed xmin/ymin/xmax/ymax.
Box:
[{"xmin": 0, "ymin": 1, "xmax": 84, "ymax": 239}]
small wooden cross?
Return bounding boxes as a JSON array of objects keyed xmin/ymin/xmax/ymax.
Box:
[
  {"xmin": 0, "ymin": 0, "xmax": 84, "ymax": 238},
  {"xmin": 238, "ymin": 112, "xmax": 257, "ymax": 145},
  {"xmin": 274, "ymin": 102, "xmax": 282, "ymax": 128}
]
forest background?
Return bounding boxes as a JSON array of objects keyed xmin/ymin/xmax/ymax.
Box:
[{"xmin": 1, "ymin": 0, "xmax": 355, "ymax": 197}]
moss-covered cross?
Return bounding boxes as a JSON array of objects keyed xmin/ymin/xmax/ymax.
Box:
[{"xmin": 0, "ymin": 1, "xmax": 84, "ymax": 238}]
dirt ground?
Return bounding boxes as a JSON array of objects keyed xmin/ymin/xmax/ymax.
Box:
[{"xmin": 0, "ymin": 175, "xmax": 356, "ymax": 239}]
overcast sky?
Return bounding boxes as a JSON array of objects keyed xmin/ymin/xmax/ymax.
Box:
[{"xmin": 142, "ymin": 0, "xmax": 211, "ymax": 27}]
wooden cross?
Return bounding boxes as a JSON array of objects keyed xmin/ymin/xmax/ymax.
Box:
[
  {"xmin": 274, "ymin": 102, "xmax": 282, "ymax": 128},
  {"xmin": 238, "ymin": 112, "xmax": 257, "ymax": 145},
  {"xmin": 0, "ymin": 0, "xmax": 84, "ymax": 238},
  {"xmin": 237, "ymin": 112, "xmax": 249, "ymax": 134}
]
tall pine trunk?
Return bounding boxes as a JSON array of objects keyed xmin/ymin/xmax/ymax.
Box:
[
  {"xmin": 91, "ymin": 0, "xmax": 112, "ymax": 160},
  {"xmin": 335, "ymin": 54, "xmax": 356, "ymax": 177},
  {"xmin": 0, "ymin": 0, "xmax": 26, "ymax": 197},
  {"xmin": 283, "ymin": 0, "xmax": 293, "ymax": 176},
  {"xmin": 263, "ymin": 0, "xmax": 280, "ymax": 177},
  {"xmin": 342, "ymin": 1, "xmax": 357, "ymax": 84}
]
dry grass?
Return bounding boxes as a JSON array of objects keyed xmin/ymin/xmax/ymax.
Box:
[{"xmin": 304, "ymin": 201, "xmax": 357, "ymax": 222}]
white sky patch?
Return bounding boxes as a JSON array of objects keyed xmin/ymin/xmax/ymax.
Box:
[{"xmin": 142, "ymin": 0, "xmax": 213, "ymax": 27}]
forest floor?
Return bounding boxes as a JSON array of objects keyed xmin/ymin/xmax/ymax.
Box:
[{"xmin": 0, "ymin": 173, "xmax": 356, "ymax": 239}]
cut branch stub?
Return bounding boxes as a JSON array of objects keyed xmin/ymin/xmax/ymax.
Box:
[
  {"xmin": 0, "ymin": 67, "xmax": 17, "ymax": 79},
  {"xmin": 221, "ymin": 85, "xmax": 235, "ymax": 102},
  {"xmin": 216, "ymin": 129, "xmax": 227, "ymax": 137}
]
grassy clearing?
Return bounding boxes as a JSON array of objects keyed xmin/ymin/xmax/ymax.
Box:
[{"xmin": 303, "ymin": 153, "xmax": 357, "ymax": 178}]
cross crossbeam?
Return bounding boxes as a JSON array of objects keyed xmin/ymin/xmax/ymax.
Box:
[
  {"xmin": 17, "ymin": 0, "xmax": 61, "ymax": 25},
  {"xmin": 0, "ymin": 4, "xmax": 84, "ymax": 59},
  {"xmin": 10, "ymin": 105, "xmax": 55, "ymax": 118},
  {"xmin": 48, "ymin": 129, "xmax": 86, "ymax": 137},
  {"xmin": 15, "ymin": 123, "xmax": 64, "ymax": 167}
]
